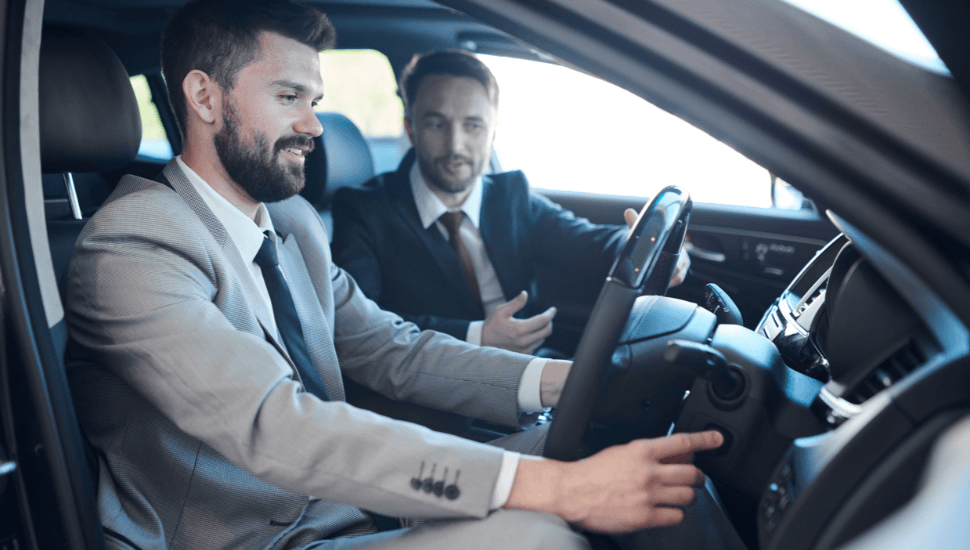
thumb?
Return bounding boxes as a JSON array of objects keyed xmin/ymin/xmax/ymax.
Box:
[
  {"xmin": 499, "ymin": 291, "xmax": 529, "ymax": 316},
  {"xmin": 624, "ymin": 208, "xmax": 639, "ymax": 229}
]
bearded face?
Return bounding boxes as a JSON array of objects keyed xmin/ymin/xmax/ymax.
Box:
[{"xmin": 214, "ymin": 99, "xmax": 315, "ymax": 204}]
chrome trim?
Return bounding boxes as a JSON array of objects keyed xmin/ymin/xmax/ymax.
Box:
[
  {"xmin": 792, "ymin": 267, "xmax": 831, "ymax": 314},
  {"xmin": 63, "ymin": 172, "xmax": 82, "ymax": 220},
  {"xmin": 689, "ymin": 224, "xmax": 830, "ymax": 246},
  {"xmin": 683, "ymin": 241, "xmax": 726, "ymax": 263},
  {"xmin": 818, "ymin": 387, "xmax": 864, "ymax": 425}
]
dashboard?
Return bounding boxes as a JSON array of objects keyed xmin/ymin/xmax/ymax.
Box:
[{"xmin": 749, "ymin": 214, "xmax": 970, "ymax": 549}]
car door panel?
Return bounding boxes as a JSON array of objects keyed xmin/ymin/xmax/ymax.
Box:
[{"xmin": 536, "ymin": 189, "xmax": 839, "ymax": 332}]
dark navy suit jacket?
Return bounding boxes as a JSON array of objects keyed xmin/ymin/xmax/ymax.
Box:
[{"xmin": 331, "ymin": 150, "xmax": 629, "ymax": 351}]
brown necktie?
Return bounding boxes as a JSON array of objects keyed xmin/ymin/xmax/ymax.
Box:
[{"xmin": 438, "ymin": 211, "xmax": 482, "ymax": 305}]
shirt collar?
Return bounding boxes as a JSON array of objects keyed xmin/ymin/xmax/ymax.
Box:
[
  {"xmin": 175, "ymin": 155, "xmax": 275, "ymax": 264},
  {"xmin": 409, "ymin": 158, "xmax": 485, "ymax": 230}
]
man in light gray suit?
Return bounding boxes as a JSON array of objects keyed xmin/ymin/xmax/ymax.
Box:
[{"xmin": 65, "ymin": 0, "xmax": 736, "ymax": 549}]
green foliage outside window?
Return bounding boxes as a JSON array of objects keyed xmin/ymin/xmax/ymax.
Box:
[
  {"xmin": 129, "ymin": 75, "xmax": 168, "ymax": 141},
  {"xmin": 316, "ymin": 50, "xmax": 404, "ymax": 138}
]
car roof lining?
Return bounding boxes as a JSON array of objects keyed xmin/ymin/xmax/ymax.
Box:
[{"xmin": 42, "ymin": 0, "xmax": 535, "ymax": 77}]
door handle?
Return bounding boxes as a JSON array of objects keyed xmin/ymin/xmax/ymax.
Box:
[{"xmin": 684, "ymin": 241, "xmax": 726, "ymax": 263}]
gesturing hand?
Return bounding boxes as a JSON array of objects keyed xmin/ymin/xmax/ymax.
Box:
[
  {"xmin": 481, "ymin": 291, "xmax": 556, "ymax": 354},
  {"xmin": 507, "ymin": 431, "xmax": 724, "ymax": 534}
]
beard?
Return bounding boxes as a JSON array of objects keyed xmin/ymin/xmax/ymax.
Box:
[
  {"xmin": 418, "ymin": 152, "xmax": 485, "ymax": 195},
  {"xmin": 213, "ymin": 102, "xmax": 315, "ymax": 204}
]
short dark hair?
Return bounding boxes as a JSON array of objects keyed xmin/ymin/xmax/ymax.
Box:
[
  {"xmin": 162, "ymin": 0, "xmax": 336, "ymax": 139},
  {"xmin": 399, "ymin": 50, "xmax": 499, "ymax": 116}
]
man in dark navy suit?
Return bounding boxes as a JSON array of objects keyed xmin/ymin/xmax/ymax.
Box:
[{"xmin": 331, "ymin": 50, "xmax": 688, "ymax": 357}]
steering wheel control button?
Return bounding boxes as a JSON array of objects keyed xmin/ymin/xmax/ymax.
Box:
[
  {"xmin": 703, "ymin": 283, "xmax": 744, "ymax": 326},
  {"xmin": 705, "ymin": 424, "xmax": 733, "ymax": 456},
  {"xmin": 761, "ymin": 460, "xmax": 797, "ymax": 533}
]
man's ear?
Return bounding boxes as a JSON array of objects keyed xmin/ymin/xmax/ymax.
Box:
[
  {"xmin": 403, "ymin": 116, "xmax": 415, "ymax": 145},
  {"xmin": 182, "ymin": 69, "xmax": 222, "ymax": 125}
]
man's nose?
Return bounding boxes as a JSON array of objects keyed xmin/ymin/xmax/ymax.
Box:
[
  {"xmin": 295, "ymin": 106, "xmax": 323, "ymax": 138},
  {"xmin": 446, "ymin": 124, "xmax": 465, "ymax": 153}
]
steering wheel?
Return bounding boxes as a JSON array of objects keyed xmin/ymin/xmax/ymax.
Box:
[{"xmin": 544, "ymin": 186, "xmax": 692, "ymax": 461}]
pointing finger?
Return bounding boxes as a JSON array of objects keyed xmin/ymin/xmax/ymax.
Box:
[{"xmin": 643, "ymin": 431, "xmax": 724, "ymax": 460}]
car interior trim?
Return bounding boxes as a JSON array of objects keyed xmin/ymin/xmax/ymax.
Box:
[
  {"xmin": 829, "ymin": 213, "xmax": 969, "ymax": 352},
  {"xmin": 689, "ymin": 224, "xmax": 831, "ymax": 247}
]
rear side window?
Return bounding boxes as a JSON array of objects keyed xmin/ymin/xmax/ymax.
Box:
[
  {"xmin": 316, "ymin": 49, "xmax": 407, "ymax": 174},
  {"xmin": 129, "ymin": 75, "xmax": 173, "ymax": 160}
]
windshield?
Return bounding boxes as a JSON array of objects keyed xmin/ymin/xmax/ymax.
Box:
[{"xmin": 781, "ymin": 0, "xmax": 948, "ymax": 75}]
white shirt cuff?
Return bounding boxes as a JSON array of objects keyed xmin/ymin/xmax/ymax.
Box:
[
  {"xmin": 490, "ymin": 451, "xmax": 521, "ymax": 510},
  {"xmin": 466, "ymin": 320, "xmax": 483, "ymax": 346},
  {"xmin": 490, "ymin": 452, "xmax": 548, "ymax": 510},
  {"xmin": 518, "ymin": 358, "xmax": 549, "ymax": 413}
]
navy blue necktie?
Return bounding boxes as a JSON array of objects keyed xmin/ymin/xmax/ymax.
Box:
[{"xmin": 254, "ymin": 232, "xmax": 329, "ymax": 401}]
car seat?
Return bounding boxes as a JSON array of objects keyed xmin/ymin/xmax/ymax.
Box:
[
  {"xmin": 300, "ymin": 111, "xmax": 376, "ymax": 240},
  {"xmin": 22, "ymin": 25, "xmax": 143, "ymax": 550}
]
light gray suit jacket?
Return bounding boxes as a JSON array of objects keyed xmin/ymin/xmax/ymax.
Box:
[{"xmin": 65, "ymin": 161, "xmax": 534, "ymax": 550}]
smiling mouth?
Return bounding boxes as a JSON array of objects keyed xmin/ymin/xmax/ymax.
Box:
[{"xmin": 284, "ymin": 147, "xmax": 307, "ymax": 159}]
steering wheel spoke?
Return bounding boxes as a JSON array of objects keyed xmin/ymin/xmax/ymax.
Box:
[{"xmin": 545, "ymin": 187, "xmax": 692, "ymax": 461}]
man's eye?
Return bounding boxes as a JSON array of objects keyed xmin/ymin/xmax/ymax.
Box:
[{"xmin": 280, "ymin": 94, "xmax": 298, "ymax": 103}]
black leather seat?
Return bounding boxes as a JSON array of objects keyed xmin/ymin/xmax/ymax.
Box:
[
  {"xmin": 300, "ymin": 111, "xmax": 376, "ymax": 240},
  {"xmin": 33, "ymin": 26, "xmax": 142, "ymax": 550},
  {"xmin": 41, "ymin": 27, "xmax": 141, "ymax": 290}
]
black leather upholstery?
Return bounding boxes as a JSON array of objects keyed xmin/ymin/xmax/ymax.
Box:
[
  {"xmin": 40, "ymin": 27, "xmax": 141, "ymax": 174},
  {"xmin": 34, "ymin": 28, "xmax": 143, "ymax": 550},
  {"xmin": 301, "ymin": 112, "xmax": 375, "ymax": 237},
  {"xmin": 41, "ymin": 28, "xmax": 142, "ymax": 288}
]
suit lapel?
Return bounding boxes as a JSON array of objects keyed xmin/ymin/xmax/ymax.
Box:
[
  {"xmin": 160, "ymin": 162, "xmax": 284, "ymax": 354},
  {"xmin": 478, "ymin": 176, "xmax": 516, "ymax": 300},
  {"xmin": 387, "ymin": 152, "xmax": 483, "ymax": 314}
]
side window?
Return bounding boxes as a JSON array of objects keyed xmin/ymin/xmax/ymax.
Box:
[
  {"xmin": 129, "ymin": 75, "xmax": 173, "ymax": 161},
  {"xmin": 316, "ymin": 49, "xmax": 406, "ymax": 174},
  {"xmin": 478, "ymin": 55, "xmax": 784, "ymax": 209}
]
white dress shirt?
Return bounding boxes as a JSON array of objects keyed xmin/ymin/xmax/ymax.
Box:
[
  {"xmin": 408, "ymin": 162, "xmax": 548, "ymax": 412},
  {"xmin": 178, "ymin": 156, "xmax": 537, "ymax": 510}
]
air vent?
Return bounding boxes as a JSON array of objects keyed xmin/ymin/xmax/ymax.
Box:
[{"xmin": 845, "ymin": 341, "xmax": 923, "ymax": 405}]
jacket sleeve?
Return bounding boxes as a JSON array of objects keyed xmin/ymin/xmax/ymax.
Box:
[
  {"xmin": 519, "ymin": 174, "xmax": 629, "ymax": 280},
  {"xmin": 66, "ymin": 185, "xmax": 523, "ymax": 521},
  {"xmin": 331, "ymin": 186, "xmax": 473, "ymax": 341}
]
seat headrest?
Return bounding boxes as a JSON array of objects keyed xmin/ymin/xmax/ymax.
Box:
[
  {"xmin": 301, "ymin": 112, "xmax": 375, "ymax": 207},
  {"xmin": 39, "ymin": 27, "xmax": 141, "ymax": 174}
]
